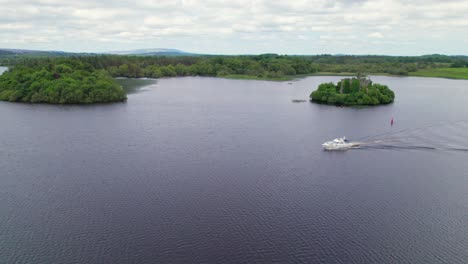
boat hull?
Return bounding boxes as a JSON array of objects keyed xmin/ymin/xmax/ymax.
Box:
[{"xmin": 322, "ymin": 139, "xmax": 360, "ymax": 150}]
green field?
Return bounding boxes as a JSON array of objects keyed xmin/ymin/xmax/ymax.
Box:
[{"xmin": 409, "ymin": 68, "xmax": 468, "ymax": 79}]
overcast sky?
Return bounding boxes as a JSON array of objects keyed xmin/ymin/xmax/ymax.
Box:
[{"xmin": 1, "ymin": 0, "xmax": 467, "ymax": 55}]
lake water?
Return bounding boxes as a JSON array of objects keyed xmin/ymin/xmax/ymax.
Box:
[{"xmin": 0, "ymin": 76, "xmax": 467, "ymax": 263}]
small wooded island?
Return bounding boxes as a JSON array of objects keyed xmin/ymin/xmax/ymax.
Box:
[
  {"xmin": 310, "ymin": 76, "xmax": 395, "ymax": 106},
  {"xmin": 0, "ymin": 59, "xmax": 126, "ymax": 104}
]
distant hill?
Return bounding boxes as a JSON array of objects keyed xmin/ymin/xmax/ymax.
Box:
[
  {"xmin": 0, "ymin": 48, "xmax": 83, "ymax": 57},
  {"xmin": 0, "ymin": 48, "xmax": 202, "ymax": 66},
  {"xmin": 0, "ymin": 48, "xmax": 199, "ymax": 57},
  {"xmin": 0, "ymin": 50, "xmax": 15, "ymax": 56},
  {"xmin": 104, "ymin": 48, "xmax": 200, "ymax": 56}
]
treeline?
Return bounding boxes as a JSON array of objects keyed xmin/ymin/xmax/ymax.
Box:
[
  {"xmin": 3, "ymin": 54, "xmax": 468, "ymax": 80},
  {"xmin": 71, "ymin": 54, "xmax": 468, "ymax": 78},
  {"xmin": 0, "ymin": 58, "xmax": 126, "ymax": 104},
  {"xmin": 79, "ymin": 54, "xmax": 318, "ymax": 79}
]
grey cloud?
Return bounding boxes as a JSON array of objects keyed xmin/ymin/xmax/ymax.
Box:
[{"xmin": 0, "ymin": 0, "xmax": 466, "ymax": 55}]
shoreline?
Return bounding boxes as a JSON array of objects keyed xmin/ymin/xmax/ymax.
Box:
[{"xmin": 219, "ymin": 71, "xmax": 468, "ymax": 82}]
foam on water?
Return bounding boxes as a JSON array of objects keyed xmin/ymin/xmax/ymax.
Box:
[{"xmin": 353, "ymin": 120, "xmax": 468, "ymax": 153}]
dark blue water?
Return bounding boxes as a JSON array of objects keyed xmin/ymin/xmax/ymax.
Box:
[{"xmin": 0, "ymin": 76, "xmax": 467, "ymax": 263}]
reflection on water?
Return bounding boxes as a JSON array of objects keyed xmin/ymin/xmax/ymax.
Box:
[
  {"xmin": 0, "ymin": 66, "xmax": 7, "ymax": 75},
  {"xmin": 115, "ymin": 77, "xmax": 157, "ymax": 94}
]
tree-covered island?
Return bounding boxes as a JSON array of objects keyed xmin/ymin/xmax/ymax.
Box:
[
  {"xmin": 310, "ymin": 76, "xmax": 395, "ymax": 106},
  {"xmin": 0, "ymin": 59, "xmax": 126, "ymax": 104}
]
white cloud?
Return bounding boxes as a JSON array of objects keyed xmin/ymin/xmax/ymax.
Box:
[
  {"xmin": 0, "ymin": 23, "xmax": 33, "ymax": 30},
  {"xmin": 368, "ymin": 32, "xmax": 384, "ymax": 39},
  {"xmin": 0, "ymin": 0, "xmax": 466, "ymax": 55}
]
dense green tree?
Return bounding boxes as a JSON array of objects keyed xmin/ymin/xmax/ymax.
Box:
[
  {"xmin": 0, "ymin": 59, "xmax": 126, "ymax": 104},
  {"xmin": 310, "ymin": 77, "xmax": 395, "ymax": 106}
]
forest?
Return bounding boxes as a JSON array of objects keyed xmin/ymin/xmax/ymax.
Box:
[{"xmin": 2, "ymin": 53, "xmax": 468, "ymax": 81}]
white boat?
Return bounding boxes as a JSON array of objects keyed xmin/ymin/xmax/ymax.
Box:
[{"xmin": 322, "ymin": 137, "xmax": 359, "ymax": 150}]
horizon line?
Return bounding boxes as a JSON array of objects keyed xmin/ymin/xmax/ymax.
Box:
[{"xmin": 0, "ymin": 47, "xmax": 467, "ymax": 57}]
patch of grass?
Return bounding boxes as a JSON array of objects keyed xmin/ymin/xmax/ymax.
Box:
[
  {"xmin": 221, "ymin": 72, "xmax": 361, "ymax": 82},
  {"xmin": 409, "ymin": 68, "xmax": 468, "ymax": 79},
  {"xmin": 220, "ymin": 74, "xmax": 294, "ymax": 81}
]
